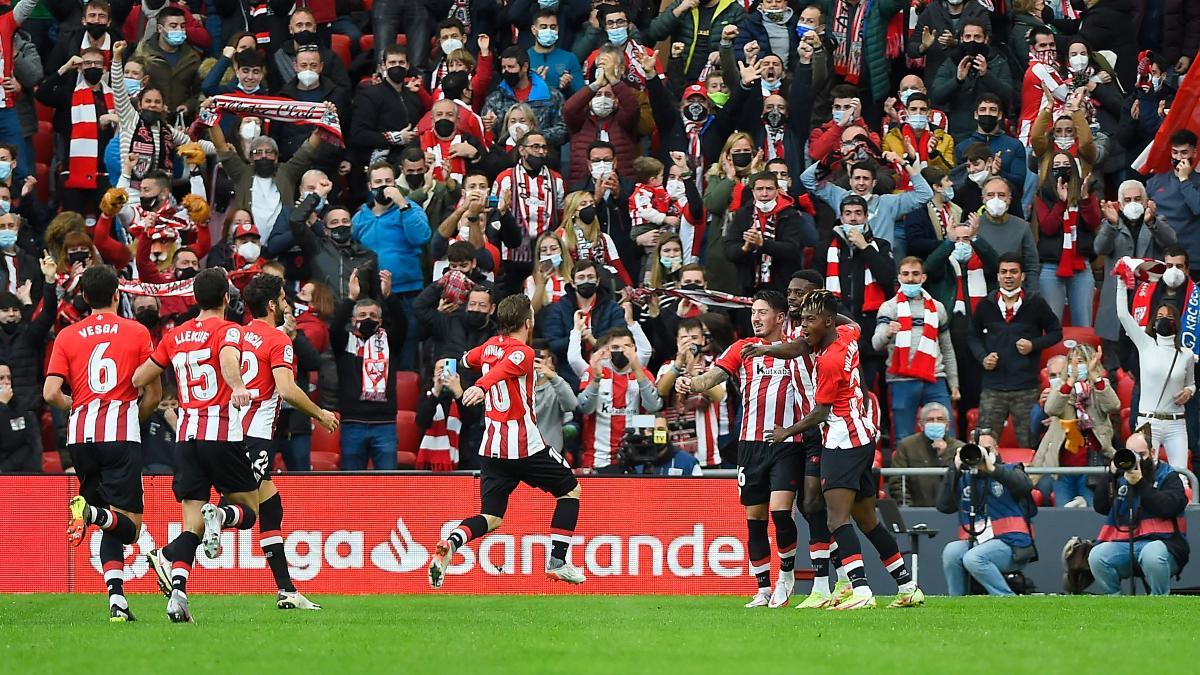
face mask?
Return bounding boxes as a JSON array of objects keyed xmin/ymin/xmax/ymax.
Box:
[
  {"xmin": 140, "ymin": 194, "xmax": 159, "ymax": 211},
  {"xmin": 140, "ymin": 109, "xmax": 161, "ymax": 125},
  {"xmin": 831, "ymin": 110, "xmax": 845, "ymax": 124},
  {"xmin": 923, "ymin": 422, "xmax": 946, "ymax": 441},
  {"xmin": 762, "ymin": 8, "xmax": 787, "ymax": 22},
  {"xmin": 0, "ymin": 200, "xmax": 9, "ymax": 215},
  {"xmin": 68, "ymin": 250, "xmax": 90, "ymax": 267},
  {"xmin": 985, "ymin": 197, "xmax": 1008, "ymax": 218},
  {"xmin": 1121, "ymin": 201, "xmax": 1145, "ymax": 221},
  {"xmin": 1155, "ymin": 316, "xmax": 1178, "ymax": 336},
  {"xmin": 373, "ymin": 186, "xmax": 393, "ymax": 205},
  {"xmin": 1069, "ymin": 54, "xmax": 1089, "ymax": 72},
  {"xmin": 1151, "ymin": 75, "xmax": 1164, "ymax": 90},
  {"xmin": 240, "ymin": 122, "xmax": 261, "ymax": 140},
  {"xmin": 237, "ymin": 241, "xmax": 261, "ymax": 262},
  {"xmin": 977, "ymin": 114, "xmax": 999, "ymax": 133},
  {"xmin": 501, "ymin": 70, "xmax": 522, "ymax": 87},
  {"xmin": 899, "ymin": 88, "xmax": 920, "ymax": 105},
  {"xmin": 135, "ymin": 308, "xmax": 160, "ymax": 328},
  {"xmin": 731, "ymin": 152, "xmax": 753, "ymax": 168},
  {"xmin": 754, "ymin": 198, "xmax": 777, "ymax": 212},
  {"xmin": 124, "ymin": 77, "xmax": 142, "ymax": 96},
  {"xmin": 440, "ymin": 38, "xmax": 464, "ymax": 55},
  {"xmin": 908, "ymin": 113, "xmax": 928, "ymax": 131},
  {"xmin": 661, "ymin": 256, "xmax": 682, "ymax": 268},
  {"xmin": 947, "ymin": 0, "xmax": 964, "ymax": 5},
  {"xmin": 293, "ymin": 30, "xmax": 318, "ymax": 45},
  {"xmin": 328, "ymin": 226, "xmax": 352, "ymax": 244},
  {"xmin": 540, "ymin": 253, "xmax": 563, "ymax": 268},
  {"xmin": 404, "ymin": 173, "xmax": 424, "ymax": 189},
  {"xmin": 942, "ymin": 186, "xmax": 956, "ymax": 202},
  {"xmin": 575, "ymin": 281, "xmax": 598, "ymax": 298},
  {"xmin": 239, "ymin": 83, "xmax": 260, "ymax": 94},
  {"xmin": 590, "ymin": 161, "xmax": 612, "ymax": 181},
  {"xmin": 968, "ymin": 169, "xmax": 989, "ymax": 186},
  {"xmin": 578, "ymin": 205, "xmax": 596, "ymax": 223},
  {"xmin": 590, "ymin": 95, "xmax": 615, "ymax": 117},
  {"xmin": 708, "ymin": 91, "xmax": 729, "ymax": 107},
  {"xmin": 85, "ymin": 23, "xmax": 107, "ymax": 40},
  {"xmin": 434, "ymin": 118, "xmax": 456, "ymax": 137},
  {"xmin": 762, "ymin": 78, "xmax": 781, "ymax": 92},
  {"xmin": 765, "ymin": 110, "xmax": 785, "ymax": 127},
  {"xmin": 0, "ymin": 321, "xmax": 17, "ymax": 334},
  {"xmin": 524, "ymin": 155, "xmax": 546, "ymax": 173},
  {"xmin": 538, "ymin": 0, "xmax": 559, "ymax": 7},
  {"xmin": 1073, "ymin": 364, "xmax": 1089, "ymax": 380},
  {"xmin": 666, "ymin": 179, "xmax": 686, "ymax": 199},
  {"xmin": 174, "ymin": 266, "xmax": 197, "ymax": 281},
  {"xmin": 536, "ymin": 28, "xmax": 559, "ymax": 47},
  {"xmin": 82, "ymin": 67, "xmax": 104, "ymax": 86},
  {"xmin": 1054, "ymin": 136, "xmax": 1074, "ymax": 150},
  {"xmin": 302, "ymin": 191, "xmax": 326, "ymax": 212},
  {"xmin": 0, "ymin": 162, "xmax": 10, "ymax": 182},
  {"xmin": 297, "ymin": 69, "xmax": 319, "ymax": 87},
  {"xmin": 998, "ymin": 286, "xmax": 1022, "ymax": 298},
  {"xmin": 0, "ymin": 230, "xmax": 16, "ymax": 248},
  {"xmin": 683, "ymin": 102, "xmax": 707, "ymax": 122},
  {"xmin": 952, "ymin": 241, "xmax": 973, "ymax": 261},
  {"xmin": 607, "ymin": 27, "xmax": 629, "ymax": 46},
  {"xmin": 165, "ymin": 29, "xmax": 186, "ymax": 46},
  {"xmin": 1162, "ymin": 266, "xmax": 1187, "ymax": 289},
  {"xmin": 356, "ymin": 318, "xmax": 380, "ymax": 338},
  {"xmin": 386, "ymin": 65, "xmax": 408, "ymax": 83},
  {"xmin": 464, "ymin": 310, "xmax": 489, "ymax": 330},
  {"xmin": 508, "ymin": 122, "xmax": 530, "ymax": 141},
  {"xmin": 778, "ymin": 178, "xmax": 789, "ymax": 192},
  {"xmin": 609, "ymin": 350, "xmax": 629, "ymax": 370},
  {"xmin": 253, "ymin": 158, "xmax": 276, "ymax": 178},
  {"xmin": 1049, "ymin": 376, "xmax": 1063, "ymax": 390},
  {"xmin": 1052, "ymin": 165, "xmax": 1072, "ymax": 181},
  {"xmin": 901, "ymin": 282, "xmax": 923, "ymax": 298}
]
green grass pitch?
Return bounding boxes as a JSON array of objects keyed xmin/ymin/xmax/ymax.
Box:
[{"xmin": 2, "ymin": 594, "xmax": 1198, "ymax": 673}]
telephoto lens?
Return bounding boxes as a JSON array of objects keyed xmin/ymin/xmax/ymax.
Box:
[
  {"xmin": 1113, "ymin": 448, "xmax": 1138, "ymax": 471},
  {"xmin": 960, "ymin": 443, "xmax": 983, "ymax": 467}
]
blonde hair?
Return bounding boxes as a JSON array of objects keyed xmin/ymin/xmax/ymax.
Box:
[
  {"xmin": 558, "ymin": 191, "xmax": 600, "ymax": 257},
  {"xmin": 707, "ymin": 131, "xmax": 755, "ymax": 178},
  {"xmin": 1066, "ymin": 342, "xmax": 1096, "ymax": 365},
  {"xmin": 502, "ymin": 104, "xmax": 540, "ymax": 143},
  {"xmin": 533, "ymin": 231, "xmax": 573, "ymax": 279}
]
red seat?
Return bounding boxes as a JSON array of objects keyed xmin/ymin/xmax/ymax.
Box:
[
  {"xmin": 34, "ymin": 120, "xmax": 53, "ymax": 166},
  {"xmin": 40, "ymin": 410, "xmax": 56, "ymax": 456},
  {"xmin": 272, "ymin": 453, "xmax": 285, "ymax": 471},
  {"xmin": 311, "ymin": 412, "xmax": 341, "ymax": 456},
  {"xmin": 964, "ymin": 407, "xmax": 1019, "ymax": 446},
  {"xmin": 1039, "ymin": 327, "xmax": 1101, "ymax": 371},
  {"xmin": 1116, "ymin": 371, "xmax": 1134, "ymax": 410},
  {"xmin": 330, "ymin": 34, "xmax": 352, "ymax": 70},
  {"xmin": 1120, "ymin": 407, "xmax": 1132, "ymax": 438},
  {"xmin": 35, "ymin": 100, "xmax": 53, "ymax": 125},
  {"xmin": 396, "ymin": 409, "xmax": 420, "ymax": 455},
  {"xmin": 397, "ymin": 451, "xmax": 417, "ymax": 468},
  {"xmin": 307, "ymin": 371, "xmax": 320, "ymax": 405},
  {"xmin": 310, "ymin": 451, "xmax": 339, "ymax": 471},
  {"xmin": 359, "ymin": 33, "xmax": 408, "ymax": 55},
  {"xmin": 395, "ymin": 370, "xmax": 420, "ymax": 412},
  {"xmin": 42, "ymin": 452, "xmax": 62, "ymax": 473},
  {"xmin": 1000, "ymin": 447, "xmax": 1035, "ymax": 464},
  {"xmin": 34, "ymin": 163, "xmax": 50, "ymax": 203}
]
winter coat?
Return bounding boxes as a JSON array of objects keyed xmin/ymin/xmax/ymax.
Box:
[
  {"xmin": 481, "ymin": 73, "xmax": 568, "ymax": 149},
  {"xmin": 930, "ymin": 46, "xmax": 1015, "ymax": 141},
  {"xmin": 1034, "ymin": 377, "xmax": 1120, "ymax": 469},
  {"xmin": 563, "ymin": 82, "xmax": 641, "ymax": 187},
  {"xmin": 1094, "ymin": 213, "xmax": 1177, "ymax": 342},
  {"xmin": 811, "ymin": 0, "xmax": 903, "ymax": 101},
  {"xmin": 540, "ymin": 284, "xmax": 628, "ymax": 391},
  {"xmin": 1161, "ymin": 0, "xmax": 1200, "ymax": 65},
  {"xmin": 1078, "ymin": 0, "xmax": 1141, "ymax": 90},
  {"xmin": 906, "ymin": 0, "xmax": 994, "ymax": 86},
  {"xmin": 644, "ymin": 0, "xmax": 745, "ymax": 82}
]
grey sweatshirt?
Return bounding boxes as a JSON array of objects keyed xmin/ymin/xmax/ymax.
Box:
[
  {"xmin": 872, "ymin": 294, "xmax": 960, "ymax": 389},
  {"xmin": 977, "ymin": 212, "xmax": 1039, "ymax": 286},
  {"xmin": 534, "ymin": 374, "xmax": 579, "ymax": 452}
]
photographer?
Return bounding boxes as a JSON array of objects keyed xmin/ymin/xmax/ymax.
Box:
[
  {"xmin": 578, "ymin": 327, "xmax": 663, "ymax": 472},
  {"xmin": 656, "ymin": 318, "xmax": 726, "ymax": 468},
  {"xmin": 1088, "ymin": 431, "xmax": 1189, "ymax": 596},
  {"xmin": 937, "ymin": 429, "xmax": 1038, "ymax": 596},
  {"xmin": 618, "ymin": 417, "xmax": 702, "ymax": 476}
]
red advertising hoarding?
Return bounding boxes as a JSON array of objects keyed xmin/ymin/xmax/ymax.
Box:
[{"xmin": 0, "ymin": 475, "xmax": 797, "ymax": 595}]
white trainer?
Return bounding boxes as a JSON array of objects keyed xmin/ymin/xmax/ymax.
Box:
[
  {"xmin": 166, "ymin": 590, "xmax": 193, "ymax": 623},
  {"xmin": 277, "ymin": 590, "xmax": 322, "ymax": 610},
  {"xmin": 145, "ymin": 548, "xmax": 172, "ymax": 597},
  {"xmin": 546, "ymin": 560, "xmax": 586, "ymax": 585},
  {"xmin": 200, "ymin": 503, "xmax": 223, "ymax": 559},
  {"xmin": 768, "ymin": 570, "xmax": 795, "ymax": 608},
  {"xmin": 744, "ymin": 589, "xmax": 772, "ymax": 608}
]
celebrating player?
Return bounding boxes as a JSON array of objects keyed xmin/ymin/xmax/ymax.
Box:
[
  {"xmin": 238, "ymin": 273, "xmax": 340, "ymax": 610},
  {"xmin": 134, "ymin": 268, "xmax": 260, "ymax": 623},
  {"xmin": 45, "ymin": 265, "xmax": 162, "ymax": 622},
  {"xmin": 764, "ymin": 290, "xmax": 924, "ymax": 609},
  {"xmin": 676, "ymin": 290, "xmax": 802, "ymax": 608},
  {"xmin": 427, "ymin": 294, "xmax": 586, "ymax": 589}
]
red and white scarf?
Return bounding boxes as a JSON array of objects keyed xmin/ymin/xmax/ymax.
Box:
[
  {"xmin": 949, "ymin": 251, "xmax": 987, "ymax": 315},
  {"xmin": 349, "ymin": 329, "xmax": 390, "ymax": 402},
  {"xmin": 764, "ymin": 124, "xmax": 785, "ymax": 160},
  {"xmin": 753, "ymin": 203, "xmax": 782, "ymax": 284},
  {"xmin": 831, "ymin": 0, "xmax": 869, "ymax": 85},
  {"xmin": 117, "ymin": 277, "xmax": 196, "ymax": 298},
  {"xmin": 420, "ymin": 130, "xmax": 466, "ymax": 183},
  {"xmin": 901, "ymin": 124, "xmax": 931, "ymax": 162},
  {"xmin": 1131, "ymin": 279, "xmax": 1196, "ymax": 326},
  {"xmin": 197, "ymin": 94, "xmax": 344, "ymax": 146},
  {"xmin": 684, "ymin": 118, "xmax": 704, "ymax": 165},
  {"xmin": 65, "ymin": 77, "xmax": 114, "ymax": 190},
  {"xmin": 503, "ymin": 165, "xmax": 558, "ymax": 260},
  {"xmin": 1058, "ymin": 204, "xmax": 1086, "ymax": 278},
  {"xmin": 999, "ymin": 289, "xmax": 1024, "ymax": 322},
  {"xmin": 890, "ymin": 291, "xmax": 939, "ymax": 382},
  {"xmin": 826, "ymin": 236, "xmax": 884, "ymax": 311},
  {"xmin": 417, "ymin": 399, "xmax": 460, "ymax": 471}
]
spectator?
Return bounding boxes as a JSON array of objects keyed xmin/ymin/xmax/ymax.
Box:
[
  {"xmin": 415, "ymin": 358, "xmax": 483, "ymax": 471},
  {"xmin": 429, "ymin": 170, "xmax": 498, "ymax": 279},
  {"xmin": 289, "ymin": 195, "xmax": 378, "ymax": 304},
  {"xmin": 0, "ymin": 1, "xmax": 36, "ymax": 178},
  {"xmin": 0, "ymin": 253, "xmax": 57, "ymax": 411},
  {"xmin": 491, "ymin": 131, "xmax": 565, "ymax": 294},
  {"xmin": 1145, "ymin": 130, "xmax": 1200, "ymax": 272},
  {"xmin": 646, "ymin": 235, "xmax": 686, "ymax": 291},
  {"xmin": 975, "ymin": 177, "xmax": 1039, "ymax": 286},
  {"xmin": 644, "ymin": 0, "xmax": 744, "ymax": 84},
  {"xmin": 903, "ymin": 166, "xmax": 960, "ymax": 259},
  {"xmin": 0, "ymin": 212, "xmax": 43, "ymax": 299},
  {"xmin": 141, "ymin": 392, "xmax": 177, "ymax": 475},
  {"xmin": 482, "ymin": 47, "xmax": 568, "ymax": 155},
  {"xmin": 563, "ymin": 61, "xmax": 640, "ymax": 186},
  {"xmin": 1089, "ymin": 430, "xmax": 1189, "ymax": 596},
  {"xmin": 873, "ymin": 256, "xmax": 960, "ymax": 442},
  {"xmin": 36, "ymin": 47, "xmax": 115, "ymax": 214},
  {"xmin": 275, "ymin": 47, "xmax": 350, "ymax": 164},
  {"xmin": 135, "ymin": 7, "xmax": 203, "ymax": 115},
  {"xmin": 541, "ymin": 260, "xmax": 627, "ymax": 391},
  {"xmin": 531, "ymin": 339, "xmax": 579, "ymax": 456},
  {"xmin": 655, "ymin": 317, "xmax": 726, "ymax": 468},
  {"xmin": 724, "ymin": 171, "xmax": 815, "ymax": 295},
  {"xmin": 734, "ymin": 0, "xmax": 798, "ymax": 68},
  {"xmin": 419, "ymin": 99, "xmax": 485, "ymax": 186},
  {"xmin": 811, "ymin": 0, "xmax": 902, "ymax": 124},
  {"xmin": 268, "ymin": 8, "xmax": 350, "ymax": 92},
  {"xmin": 578, "ymin": 326, "xmax": 663, "ymax": 472},
  {"xmin": 703, "ymin": 131, "xmax": 762, "ymax": 292},
  {"xmin": 889, "ymin": 402, "xmax": 962, "ymax": 507},
  {"xmin": 413, "ymin": 250, "xmax": 496, "ymax": 363},
  {"xmin": 528, "ymin": 10, "xmax": 585, "ymax": 98},
  {"xmin": 1033, "ymin": 343, "xmax": 1119, "ymax": 508},
  {"xmin": 953, "ymin": 95, "xmax": 1027, "ymax": 202},
  {"xmin": 1034, "ymin": 152, "xmax": 1100, "ymax": 327},
  {"xmin": 968, "ymin": 253, "xmax": 1063, "ymax": 449},
  {"xmin": 573, "ymin": 141, "xmax": 637, "ymax": 275},
  {"xmin": 555, "ymin": 190, "xmax": 633, "ymax": 288},
  {"xmin": 807, "ymin": 84, "xmax": 880, "ymax": 163},
  {"xmin": 349, "ymin": 44, "xmax": 422, "ymax": 168},
  {"xmin": 937, "ymin": 429, "xmax": 1037, "ymax": 596},
  {"xmin": 0, "ymin": 361, "xmax": 39, "ymax": 472},
  {"xmin": 526, "ymin": 232, "xmax": 573, "ymax": 313},
  {"xmin": 930, "ymin": 20, "xmax": 1014, "ymax": 142},
  {"xmin": 649, "ymin": 72, "xmax": 755, "ymax": 175},
  {"xmin": 907, "ymin": 0, "xmax": 992, "ymax": 86},
  {"xmin": 881, "ymin": 93, "xmax": 956, "ymax": 174},
  {"xmin": 1008, "ymin": 0, "xmax": 1052, "ymax": 75}
]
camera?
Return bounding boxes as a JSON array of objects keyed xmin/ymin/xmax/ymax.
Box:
[
  {"xmin": 617, "ymin": 415, "xmax": 668, "ymax": 470},
  {"xmin": 960, "ymin": 443, "xmax": 984, "ymax": 468},
  {"xmin": 1113, "ymin": 448, "xmax": 1138, "ymax": 471}
]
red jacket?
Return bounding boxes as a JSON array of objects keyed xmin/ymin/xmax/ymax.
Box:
[
  {"xmin": 563, "ymin": 82, "xmax": 640, "ymax": 187},
  {"xmin": 807, "ymin": 119, "xmax": 880, "ymax": 162}
]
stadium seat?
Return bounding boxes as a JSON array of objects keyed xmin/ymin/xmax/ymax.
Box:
[
  {"xmin": 311, "ymin": 413, "xmax": 341, "ymax": 457},
  {"xmin": 1116, "ymin": 371, "xmax": 1134, "ymax": 410},
  {"xmin": 273, "ymin": 454, "xmax": 286, "ymax": 471},
  {"xmin": 35, "ymin": 163, "xmax": 50, "ymax": 203},
  {"xmin": 310, "ymin": 452, "xmax": 339, "ymax": 471},
  {"xmin": 40, "ymin": 410, "xmax": 56, "ymax": 456},
  {"xmin": 307, "ymin": 371, "xmax": 320, "ymax": 405},
  {"xmin": 395, "ymin": 370, "xmax": 420, "ymax": 411},
  {"xmin": 964, "ymin": 408, "xmax": 1019, "ymax": 447},
  {"xmin": 330, "ymin": 34, "xmax": 352, "ymax": 70},
  {"xmin": 1000, "ymin": 447, "xmax": 1035, "ymax": 464},
  {"xmin": 1039, "ymin": 327, "xmax": 1101, "ymax": 370},
  {"xmin": 396, "ymin": 409, "xmax": 420, "ymax": 455},
  {"xmin": 42, "ymin": 452, "xmax": 62, "ymax": 473},
  {"xmin": 1120, "ymin": 408, "xmax": 1132, "ymax": 438},
  {"xmin": 397, "ymin": 451, "xmax": 417, "ymax": 468},
  {"xmin": 34, "ymin": 121, "xmax": 53, "ymax": 165},
  {"xmin": 36, "ymin": 100, "xmax": 53, "ymax": 125}
]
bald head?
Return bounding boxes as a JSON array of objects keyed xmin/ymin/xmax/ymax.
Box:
[
  {"xmin": 1126, "ymin": 430, "xmax": 1151, "ymax": 458},
  {"xmin": 898, "ymin": 74, "xmax": 925, "ymax": 93}
]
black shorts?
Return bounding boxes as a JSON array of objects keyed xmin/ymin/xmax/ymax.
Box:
[
  {"xmin": 800, "ymin": 429, "xmax": 823, "ymax": 479},
  {"xmin": 820, "ymin": 443, "xmax": 876, "ymax": 499},
  {"xmin": 246, "ymin": 438, "xmax": 273, "ymax": 484},
  {"xmin": 70, "ymin": 441, "xmax": 144, "ymax": 513},
  {"xmin": 173, "ymin": 440, "xmax": 259, "ymax": 502},
  {"xmin": 480, "ymin": 449, "xmax": 578, "ymax": 518},
  {"xmin": 737, "ymin": 441, "xmax": 801, "ymax": 506}
]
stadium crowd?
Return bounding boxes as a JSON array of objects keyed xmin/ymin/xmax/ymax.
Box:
[{"xmin": 0, "ymin": 0, "xmax": 1196, "ymax": 514}]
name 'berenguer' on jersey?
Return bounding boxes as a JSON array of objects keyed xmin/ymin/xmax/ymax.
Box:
[{"xmin": 151, "ymin": 317, "xmax": 245, "ymax": 442}]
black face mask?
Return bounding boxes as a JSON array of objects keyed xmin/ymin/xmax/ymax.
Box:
[
  {"xmin": 140, "ymin": 195, "xmax": 160, "ymax": 211},
  {"xmin": 575, "ymin": 281, "xmax": 597, "ymax": 299},
  {"xmin": 682, "ymin": 102, "xmax": 707, "ymax": 122},
  {"xmin": 433, "ymin": 118, "xmax": 456, "ymax": 138},
  {"xmin": 404, "ymin": 173, "xmax": 424, "ymax": 189},
  {"xmin": 680, "ymin": 283, "xmax": 703, "ymax": 291},
  {"xmin": 501, "ymin": 70, "xmax": 522, "ymax": 87},
  {"xmin": 135, "ymin": 308, "xmax": 160, "ymax": 328},
  {"xmin": 524, "ymin": 155, "xmax": 546, "ymax": 173},
  {"xmin": 141, "ymin": 109, "xmax": 163, "ymax": 126},
  {"xmin": 373, "ymin": 186, "xmax": 393, "ymax": 205},
  {"xmin": 609, "ymin": 350, "xmax": 629, "ymax": 370},
  {"xmin": 731, "ymin": 151, "xmax": 753, "ymax": 168},
  {"xmin": 464, "ymin": 310, "xmax": 489, "ymax": 330},
  {"xmin": 977, "ymin": 114, "xmax": 1000, "ymax": 134},
  {"xmin": 1155, "ymin": 317, "xmax": 1178, "ymax": 337},
  {"xmin": 253, "ymin": 158, "xmax": 276, "ymax": 178},
  {"xmin": 293, "ymin": 30, "xmax": 318, "ymax": 45},
  {"xmin": 68, "ymin": 251, "xmax": 90, "ymax": 267},
  {"xmin": 356, "ymin": 318, "xmax": 380, "ymax": 337},
  {"xmin": 1052, "ymin": 166, "xmax": 1072, "ymax": 181},
  {"xmin": 0, "ymin": 320, "xmax": 18, "ymax": 334},
  {"xmin": 386, "ymin": 65, "xmax": 408, "ymax": 83},
  {"xmin": 961, "ymin": 41, "xmax": 989, "ymax": 59},
  {"xmin": 578, "ymin": 205, "xmax": 596, "ymax": 223},
  {"xmin": 328, "ymin": 226, "xmax": 352, "ymax": 243},
  {"xmin": 174, "ymin": 266, "xmax": 198, "ymax": 281},
  {"xmin": 85, "ymin": 23, "xmax": 107, "ymax": 40},
  {"xmin": 82, "ymin": 67, "xmax": 104, "ymax": 86},
  {"xmin": 765, "ymin": 110, "xmax": 786, "ymax": 127}
]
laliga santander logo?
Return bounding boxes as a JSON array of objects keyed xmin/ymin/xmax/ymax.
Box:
[
  {"xmin": 370, "ymin": 518, "xmax": 430, "ymax": 573},
  {"xmin": 88, "ymin": 526, "xmax": 157, "ymax": 580}
]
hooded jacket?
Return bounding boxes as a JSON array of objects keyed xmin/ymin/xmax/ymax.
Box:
[
  {"xmin": 645, "ymin": 0, "xmax": 745, "ymax": 82},
  {"xmin": 540, "ymin": 283, "xmax": 628, "ymax": 391},
  {"xmin": 289, "ymin": 196, "xmax": 379, "ymax": 303},
  {"xmin": 481, "ymin": 72, "xmax": 567, "ymax": 148}
]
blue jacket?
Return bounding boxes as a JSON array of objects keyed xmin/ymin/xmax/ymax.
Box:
[
  {"xmin": 351, "ymin": 201, "xmax": 431, "ymax": 293},
  {"xmin": 482, "ymin": 73, "xmax": 567, "ymax": 147},
  {"xmin": 526, "ymin": 47, "xmax": 585, "ymax": 97},
  {"xmin": 1147, "ymin": 170, "xmax": 1200, "ymax": 271},
  {"xmin": 954, "ymin": 131, "xmax": 1027, "ymax": 201},
  {"xmin": 539, "ymin": 284, "xmax": 627, "ymax": 391},
  {"xmin": 937, "ymin": 462, "xmax": 1035, "ymax": 550},
  {"xmin": 1096, "ymin": 460, "xmax": 1189, "ymax": 568},
  {"xmin": 734, "ymin": 9, "xmax": 799, "ymax": 66}
]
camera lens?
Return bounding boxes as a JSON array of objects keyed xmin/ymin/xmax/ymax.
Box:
[
  {"xmin": 960, "ymin": 443, "xmax": 983, "ymax": 467},
  {"xmin": 1113, "ymin": 448, "xmax": 1137, "ymax": 471}
]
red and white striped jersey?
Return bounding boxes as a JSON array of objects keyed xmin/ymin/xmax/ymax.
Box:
[
  {"xmin": 47, "ymin": 312, "xmax": 153, "ymax": 445},
  {"xmin": 657, "ymin": 359, "xmax": 720, "ymax": 466},
  {"xmin": 813, "ymin": 325, "xmax": 877, "ymax": 449},
  {"xmin": 523, "ymin": 272, "xmax": 568, "ymax": 305},
  {"xmin": 714, "ymin": 338, "xmax": 800, "ymax": 442},
  {"xmin": 781, "ymin": 316, "xmax": 818, "ymax": 417},
  {"xmin": 493, "ymin": 165, "xmax": 564, "ymax": 261},
  {"xmin": 152, "ymin": 316, "xmax": 245, "ymax": 442},
  {"xmin": 239, "ymin": 318, "xmax": 295, "ymax": 440},
  {"xmin": 579, "ymin": 367, "xmax": 657, "ymax": 468},
  {"xmin": 463, "ymin": 335, "xmax": 546, "ymax": 459}
]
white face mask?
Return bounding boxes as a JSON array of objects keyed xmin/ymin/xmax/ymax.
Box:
[
  {"xmin": 590, "ymin": 95, "xmax": 615, "ymax": 117},
  {"xmin": 985, "ymin": 196, "xmax": 1008, "ymax": 218},
  {"xmin": 440, "ymin": 38, "xmax": 464, "ymax": 55},
  {"xmin": 237, "ymin": 241, "xmax": 262, "ymax": 263},
  {"xmin": 1069, "ymin": 54, "xmax": 1089, "ymax": 72},
  {"xmin": 665, "ymin": 179, "xmax": 686, "ymax": 199},
  {"xmin": 953, "ymin": 241, "xmax": 973, "ymax": 261},
  {"xmin": 240, "ymin": 122, "xmax": 261, "ymax": 140},
  {"xmin": 1163, "ymin": 266, "xmax": 1187, "ymax": 289},
  {"xmin": 969, "ymin": 169, "xmax": 989, "ymax": 186},
  {"xmin": 1122, "ymin": 200, "xmax": 1145, "ymax": 221},
  {"xmin": 297, "ymin": 69, "xmax": 319, "ymax": 87},
  {"xmin": 508, "ymin": 122, "xmax": 529, "ymax": 141},
  {"xmin": 755, "ymin": 198, "xmax": 777, "ymax": 212},
  {"xmin": 590, "ymin": 160, "xmax": 613, "ymax": 181},
  {"xmin": 1054, "ymin": 136, "xmax": 1074, "ymax": 150}
]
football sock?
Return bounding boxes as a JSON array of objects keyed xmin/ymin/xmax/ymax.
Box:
[
  {"xmin": 448, "ymin": 515, "xmax": 489, "ymax": 551},
  {"xmin": 549, "ymin": 497, "xmax": 580, "ymax": 562},
  {"xmin": 832, "ymin": 524, "xmax": 869, "ymax": 590},
  {"xmin": 747, "ymin": 519, "xmax": 771, "ymax": 590},
  {"xmin": 99, "ymin": 532, "xmax": 126, "ymax": 607},
  {"xmin": 865, "ymin": 522, "xmax": 914, "ymax": 591},
  {"xmin": 258, "ymin": 493, "xmax": 296, "ymax": 593},
  {"xmin": 168, "ymin": 531, "xmax": 199, "ymax": 594},
  {"xmin": 771, "ymin": 510, "xmax": 797, "ymax": 573},
  {"xmin": 802, "ymin": 508, "xmax": 831, "ymax": 593},
  {"xmin": 829, "ymin": 542, "xmax": 849, "ymax": 583},
  {"xmin": 220, "ymin": 504, "xmax": 257, "ymax": 530},
  {"xmin": 90, "ymin": 506, "xmax": 138, "ymax": 545}
]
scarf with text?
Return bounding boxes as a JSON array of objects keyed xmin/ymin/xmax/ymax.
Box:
[
  {"xmin": 348, "ymin": 329, "xmax": 391, "ymax": 402},
  {"xmin": 890, "ymin": 290, "xmax": 939, "ymax": 382},
  {"xmin": 1058, "ymin": 203, "xmax": 1086, "ymax": 277},
  {"xmin": 420, "ymin": 129, "xmax": 466, "ymax": 183},
  {"xmin": 197, "ymin": 94, "xmax": 344, "ymax": 146},
  {"xmin": 508, "ymin": 164, "xmax": 558, "ymax": 255},
  {"xmin": 764, "ymin": 123, "xmax": 785, "ymax": 160},
  {"xmin": 65, "ymin": 77, "xmax": 114, "ymax": 190},
  {"xmin": 753, "ymin": 202, "xmax": 783, "ymax": 285},
  {"xmin": 901, "ymin": 124, "xmax": 932, "ymax": 162},
  {"xmin": 831, "ymin": 0, "xmax": 869, "ymax": 85},
  {"xmin": 949, "ymin": 251, "xmax": 987, "ymax": 315},
  {"xmin": 117, "ymin": 277, "xmax": 197, "ymax": 298},
  {"xmin": 129, "ymin": 117, "xmax": 174, "ymax": 184},
  {"xmin": 417, "ymin": 398, "xmax": 461, "ymax": 471},
  {"xmin": 825, "ymin": 236, "xmax": 884, "ymax": 311}
]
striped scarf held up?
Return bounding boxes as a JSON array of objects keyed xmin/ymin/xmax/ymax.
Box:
[
  {"xmin": 65, "ymin": 77, "xmax": 114, "ymax": 190},
  {"xmin": 825, "ymin": 236, "xmax": 884, "ymax": 311},
  {"xmin": 889, "ymin": 291, "xmax": 939, "ymax": 382},
  {"xmin": 417, "ymin": 399, "xmax": 461, "ymax": 471}
]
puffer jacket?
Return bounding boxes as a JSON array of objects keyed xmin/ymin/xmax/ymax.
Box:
[
  {"xmin": 813, "ymin": 0, "xmax": 902, "ymax": 101},
  {"xmin": 563, "ymin": 81, "xmax": 641, "ymax": 187},
  {"xmin": 481, "ymin": 73, "xmax": 567, "ymax": 149},
  {"xmin": 1161, "ymin": 0, "xmax": 1200, "ymax": 65},
  {"xmin": 644, "ymin": 0, "xmax": 745, "ymax": 82}
]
